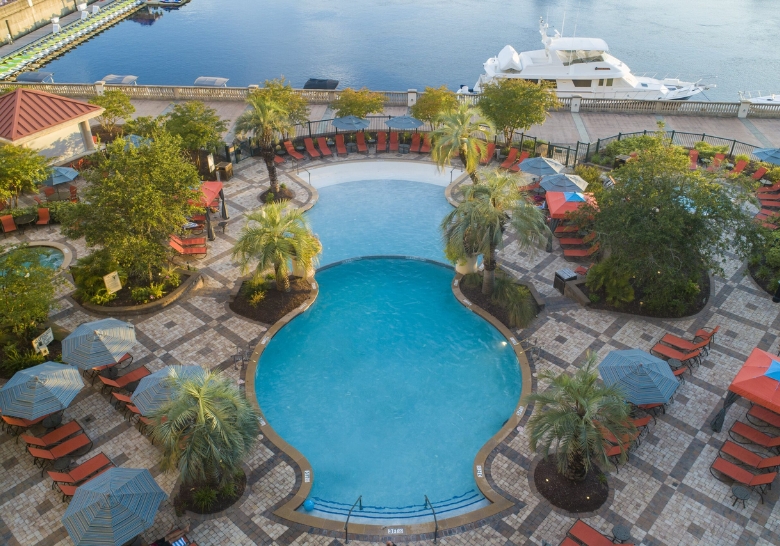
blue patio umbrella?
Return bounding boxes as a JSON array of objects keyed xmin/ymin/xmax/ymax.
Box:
[
  {"xmin": 385, "ymin": 115, "xmax": 423, "ymax": 130},
  {"xmin": 63, "ymin": 319, "xmax": 136, "ymax": 371},
  {"xmin": 0, "ymin": 362, "xmax": 83, "ymax": 420},
  {"xmin": 44, "ymin": 166, "xmax": 79, "ymax": 187},
  {"xmin": 63, "ymin": 468, "xmax": 167, "ymax": 546},
  {"xmin": 518, "ymin": 157, "xmax": 566, "ymax": 176},
  {"xmin": 598, "ymin": 349, "xmax": 679, "ymax": 405},
  {"xmin": 540, "ymin": 173, "xmax": 588, "ymax": 192},
  {"xmin": 131, "ymin": 365, "xmax": 205, "ymax": 415},
  {"xmin": 332, "ymin": 115, "xmax": 370, "ymax": 131},
  {"xmin": 752, "ymin": 148, "xmax": 780, "ymax": 165},
  {"xmin": 124, "ymin": 134, "xmax": 151, "ymax": 150}
]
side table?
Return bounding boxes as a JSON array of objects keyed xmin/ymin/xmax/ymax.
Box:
[
  {"xmin": 611, "ymin": 525, "xmax": 632, "ymax": 544},
  {"xmin": 731, "ymin": 485, "xmax": 751, "ymax": 508}
]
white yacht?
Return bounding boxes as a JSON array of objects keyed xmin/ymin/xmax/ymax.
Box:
[
  {"xmin": 739, "ymin": 91, "xmax": 780, "ymax": 104},
  {"xmin": 461, "ymin": 19, "xmax": 713, "ymax": 101}
]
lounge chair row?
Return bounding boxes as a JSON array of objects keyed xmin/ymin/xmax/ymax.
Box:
[
  {"xmin": 562, "ymin": 519, "xmax": 634, "ymax": 546},
  {"xmin": 603, "ymin": 416, "xmax": 653, "ymax": 473},
  {"xmin": 650, "ymin": 325, "xmax": 719, "ymax": 369}
]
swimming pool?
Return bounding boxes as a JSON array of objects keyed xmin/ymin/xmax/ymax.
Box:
[
  {"xmin": 0, "ymin": 246, "xmax": 65, "ymax": 271},
  {"xmin": 255, "ymin": 259, "xmax": 521, "ymax": 523}
]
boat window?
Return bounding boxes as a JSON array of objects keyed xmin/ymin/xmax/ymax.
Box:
[
  {"xmin": 641, "ymin": 83, "xmax": 648, "ymax": 88},
  {"xmin": 598, "ymin": 79, "xmax": 604, "ymax": 86},
  {"xmin": 572, "ymin": 80, "xmax": 592, "ymax": 88},
  {"xmin": 606, "ymin": 79, "xmax": 614, "ymax": 86},
  {"xmin": 556, "ymin": 50, "xmax": 605, "ymax": 66}
]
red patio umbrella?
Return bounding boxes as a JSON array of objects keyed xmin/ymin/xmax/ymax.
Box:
[
  {"xmin": 728, "ymin": 348, "xmax": 780, "ymax": 414},
  {"xmin": 545, "ymin": 191, "xmax": 596, "ymax": 220}
]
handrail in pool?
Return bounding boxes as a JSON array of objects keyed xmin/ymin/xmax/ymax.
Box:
[
  {"xmin": 343, "ymin": 495, "xmax": 363, "ymax": 544},
  {"xmin": 424, "ymin": 495, "xmax": 439, "ymax": 543}
]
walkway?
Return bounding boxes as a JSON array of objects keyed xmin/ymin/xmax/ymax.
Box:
[{"xmin": 1, "ymin": 149, "xmax": 779, "ymax": 545}]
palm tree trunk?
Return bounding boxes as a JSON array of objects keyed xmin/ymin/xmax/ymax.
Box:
[
  {"xmin": 482, "ymin": 246, "xmax": 497, "ymax": 295},
  {"xmin": 564, "ymin": 450, "xmax": 588, "ymax": 481},
  {"xmin": 459, "ymin": 149, "xmax": 479, "ymax": 185},
  {"xmin": 262, "ymin": 145, "xmax": 280, "ymax": 194},
  {"xmin": 274, "ymin": 262, "xmax": 290, "ymax": 292}
]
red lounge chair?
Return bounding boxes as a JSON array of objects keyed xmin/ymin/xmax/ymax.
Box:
[
  {"xmin": 560, "ymin": 232, "xmax": 596, "ymax": 247},
  {"xmin": 710, "ymin": 456, "xmax": 776, "ymax": 503},
  {"xmin": 650, "ymin": 343, "xmax": 701, "ymax": 366},
  {"xmin": 659, "ymin": 333, "xmax": 711, "ymax": 356},
  {"xmin": 2, "ymin": 413, "xmax": 48, "ymax": 436},
  {"xmin": 98, "ymin": 366, "xmax": 151, "ymax": 394},
  {"xmin": 729, "ymin": 421, "xmax": 780, "ymax": 451},
  {"xmin": 57, "ymin": 465, "xmax": 114, "ymax": 502},
  {"xmin": 317, "ymin": 137, "xmax": 332, "ymax": 157},
  {"xmin": 36, "ymin": 208, "xmax": 51, "ymax": 226},
  {"xmin": 172, "ymin": 234, "xmax": 207, "ymax": 247},
  {"xmin": 720, "ymin": 440, "xmax": 780, "ymax": 471},
  {"xmin": 389, "ymin": 131, "xmax": 399, "ymax": 152},
  {"xmin": 752, "ymin": 167, "xmax": 769, "ymax": 181},
  {"xmin": 376, "ymin": 132, "xmax": 387, "ymax": 152},
  {"xmin": 500, "ymin": 148, "xmax": 519, "ymax": 169},
  {"xmin": 274, "ymin": 155, "xmax": 285, "ymax": 165},
  {"xmin": 554, "ymin": 225, "xmax": 579, "ymax": 236},
  {"xmin": 111, "ymin": 392, "xmax": 133, "ymax": 413},
  {"xmin": 0, "ymin": 214, "xmax": 16, "ymax": 236},
  {"xmin": 335, "ymin": 134, "xmax": 348, "ymax": 155},
  {"xmin": 509, "ymin": 151, "xmax": 530, "ymax": 172},
  {"xmin": 757, "ymin": 183, "xmax": 780, "ymax": 195},
  {"xmin": 283, "ymin": 140, "xmax": 304, "ymax": 160},
  {"xmin": 356, "ymin": 132, "xmax": 368, "ymax": 154},
  {"xmin": 421, "ymin": 134, "xmax": 431, "ymax": 153},
  {"xmin": 303, "ymin": 138, "xmax": 320, "ymax": 159},
  {"xmin": 632, "ymin": 415, "xmax": 653, "ymax": 431},
  {"xmin": 169, "ymin": 238, "xmax": 207, "ymax": 257},
  {"xmin": 563, "ymin": 242, "xmax": 600, "ymax": 260},
  {"xmin": 561, "ymin": 539, "xmax": 580, "ymax": 546},
  {"xmin": 479, "ymin": 142, "xmax": 496, "ymax": 165},
  {"xmin": 124, "ymin": 403, "xmax": 142, "ymax": 422},
  {"xmin": 410, "ymin": 133, "xmax": 421, "ymax": 153},
  {"xmin": 730, "ymin": 160, "xmax": 748, "ymax": 175},
  {"xmin": 69, "ymin": 186, "xmax": 79, "ymax": 203},
  {"xmin": 43, "ymin": 187, "xmax": 56, "ymax": 201},
  {"xmin": 28, "ymin": 433, "xmax": 92, "ymax": 469},
  {"xmin": 84, "ymin": 353, "xmax": 133, "ymax": 386},
  {"xmin": 21, "ymin": 421, "xmax": 82, "ymax": 449},
  {"xmin": 567, "ymin": 519, "xmax": 628, "ymax": 546},
  {"xmin": 693, "ymin": 325, "xmax": 718, "ymax": 346},
  {"xmin": 48, "ymin": 452, "xmax": 113, "ymax": 486},
  {"xmin": 688, "ymin": 149, "xmax": 699, "ymax": 170},
  {"xmin": 707, "ymin": 153, "xmax": 725, "ymax": 172},
  {"xmin": 747, "ymin": 405, "xmax": 780, "ymax": 429}
]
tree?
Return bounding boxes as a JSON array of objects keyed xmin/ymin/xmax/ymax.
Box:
[
  {"xmin": 441, "ymin": 170, "xmax": 549, "ymax": 294},
  {"xmin": 478, "ymin": 79, "xmax": 559, "ymax": 147},
  {"xmin": 234, "ymin": 94, "xmax": 294, "ymax": 195},
  {"xmin": 331, "ymin": 87, "xmax": 384, "ymax": 118},
  {"xmin": 431, "ymin": 105, "xmax": 493, "ymax": 184},
  {"xmin": 253, "ymin": 77, "xmax": 309, "ymax": 125},
  {"xmin": 89, "ymin": 89, "xmax": 135, "ymax": 137},
  {"xmin": 526, "ymin": 353, "xmax": 635, "ymax": 480},
  {"xmin": 411, "ymin": 86, "xmax": 458, "ymax": 129},
  {"xmin": 123, "ymin": 115, "xmax": 165, "ymax": 138},
  {"xmin": 59, "ymin": 131, "xmax": 199, "ymax": 282},
  {"xmin": 232, "ymin": 202, "xmax": 321, "ymax": 292},
  {"xmin": 150, "ymin": 368, "xmax": 259, "ymax": 488},
  {"xmin": 0, "ymin": 244, "xmax": 60, "ymax": 341},
  {"xmin": 572, "ymin": 129, "xmax": 757, "ymax": 315},
  {"xmin": 165, "ymin": 101, "xmax": 228, "ymax": 152},
  {"xmin": 0, "ymin": 145, "xmax": 49, "ymax": 208}
]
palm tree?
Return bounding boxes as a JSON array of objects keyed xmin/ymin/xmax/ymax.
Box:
[
  {"xmin": 232, "ymin": 201, "xmax": 321, "ymax": 292},
  {"xmin": 441, "ymin": 170, "xmax": 549, "ymax": 295},
  {"xmin": 526, "ymin": 353, "xmax": 636, "ymax": 481},
  {"xmin": 431, "ymin": 105, "xmax": 493, "ymax": 184},
  {"xmin": 149, "ymin": 368, "xmax": 259, "ymax": 488},
  {"xmin": 234, "ymin": 95, "xmax": 292, "ymax": 194}
]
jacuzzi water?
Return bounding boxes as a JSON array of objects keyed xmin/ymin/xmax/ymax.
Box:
[
  {"xmin": 305, "ymin": 179, "xmax": 453, "ymax": 267},
  {"xmin": 0, "ymin": 246, "xmax": 64, "ymax": 271},
  {"xmin": 255, "ymin": 259, "xmax": 521, "ymax": 523}
]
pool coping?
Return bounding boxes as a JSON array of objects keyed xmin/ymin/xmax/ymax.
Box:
[
  {"xmin": 14, "ymin": 240, "xmax": 74, "ymax": 271},
  {"xmin": 242, "ymin": 259, "xmax": 531, "ymax": 540}
]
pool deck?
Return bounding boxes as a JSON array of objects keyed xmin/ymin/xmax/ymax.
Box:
[{"xmin": 1, "ymin": 150, "xmax": 780, "ymax": 545}]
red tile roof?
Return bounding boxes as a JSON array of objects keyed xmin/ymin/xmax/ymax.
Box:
[{"xmin": 0, "ymin": 88, "xmax": 103, "ymax": 142}]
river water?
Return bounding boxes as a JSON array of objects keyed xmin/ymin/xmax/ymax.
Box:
[{"xmin": 42, "ymin": 0, "xmax": 777, "ymax": 101}]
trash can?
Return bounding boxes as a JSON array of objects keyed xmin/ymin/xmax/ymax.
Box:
[
  {"xmin": 216, "ymin": 162, "xmax": 233, "ymax": 181},
  {"xmin": 554, "ymin": 268, "xmax": 577, "ymax": 294}
]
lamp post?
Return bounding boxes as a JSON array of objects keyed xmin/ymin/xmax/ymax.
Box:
[{"xmin": 773, "ymin": 281, "xmax": 780, "ymax": 303}]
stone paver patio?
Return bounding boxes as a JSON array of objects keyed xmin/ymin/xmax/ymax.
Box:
[{"xmin": 1, "ymin": 149, "xmax": 779, "ymax": 546}]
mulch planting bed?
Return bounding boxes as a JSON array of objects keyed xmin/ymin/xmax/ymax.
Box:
[
  {"xmin": 0, "ymin": 340, "xmax": 63, "ymax": 379},
  {"xmin": 175, "ymin": 471, "xmax": 247, "ymax": 515},
  {"xmin": 230, "ymin": 277, "xmax": 314, "ymax": 325},
  {"xmin": 460, "ymin": 279, "xmax": 513, "ymax": 328},
  {"xmin": 534, "ymin": 458, "xmax": 609, "ymax": 513},
  {"xmin": 72, "ymin": 278, "xmax": 184, "ymax": 308},
  {"xmin": 260, "ymin": 186, "xmax": 295, "ymax": 203},
  {"xmin": 747, "ymin": 261, "xmax": 776, "ymax": 296}
]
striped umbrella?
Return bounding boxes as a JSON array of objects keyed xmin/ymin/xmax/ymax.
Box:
[
  {"xmin": 0, "ymin": 362, "xmax": 83, "ymax": 420},
  {"xmin": 62, "ymin": 468, "xmax": 167, "ymax": 546},
  {"xmin": 598, "ymin": 349, "xmax": 679, "ymax": 405},
  {"xmin": 131, "ymin": 365, "xmax": 205, "ymax": 416},
  {"xmin": 63, "ymin": 319, "xmax": 136, "ymax": 371}
]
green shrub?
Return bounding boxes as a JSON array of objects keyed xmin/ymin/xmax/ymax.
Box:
[
  {"xmin": 461, "ymin": 272, "xmax": 482, "ymax": 289},
  {"xmin": 248, "ymin": 291, "xmax": 265, "ymax": 307},
  {"xmin": 193, "ymin": 487, "xmax": 217, "ymax": 512},
  {"xmin": 1, "ymin": 343, "xmax": 47, "ymax": 375},
  {"xmin": 586, "ymin": 259, "xmax": 635, "ymax": 307},
  {"xmin": 71, "ymin": 250, "xmax": 127, "ymax": 305},
  {"xmin": 492, "ymin": 275, "xmax": 537, "ymax": 328},
  {"xmin": 159, "ymin": 264, "xmax": 181, "ymax": 288},
  {"xmin": 734, "ymin": 153, "xmax": 751, "ymax": 164},
  {"xmin": 131, "ymin": 287, "xmax": 151, "ymax": 304},
  {"xmin": 148, "ymin": 282, "xmax": 166, "ymax": 300},
  {"xmin": 602, "ymin": 135, "xmax": 658, "ymax": 159},
  {"xmin": 641, "ymin": 273, "xmax": 701, "ymax": 316},
  {"xmin": 588, "ymin": 293, "xmax": 601, "ymax": 304},
  {"xmin": 693, "ymin": 141, "xmax": 729, "ymax": 160},
  {"xmin": 219, "ymin": 481, "xmax": 236, "ymax": 499}
]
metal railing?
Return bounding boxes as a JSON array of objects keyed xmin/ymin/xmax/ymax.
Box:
[
  {"xmin": 424, "ymin": 495, "xmax": 438, "ymax": 543},
  {"xmin": 343, "ymin": 495, "xmax": 362, "ymax": 544}
]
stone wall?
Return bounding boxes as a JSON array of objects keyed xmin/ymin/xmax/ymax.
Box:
[{"xmin": 1, "ymin": 0, "xmax": 98, "ymax": 44}]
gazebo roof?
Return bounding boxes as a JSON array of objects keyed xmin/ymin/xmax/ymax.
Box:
[
  {"xmin": 728, "ymin": 347, "xmax": 780, "ymax": 414},
  {"xmin": 0, "ymin": 88, "xmax": 103, "ymax": 143}
]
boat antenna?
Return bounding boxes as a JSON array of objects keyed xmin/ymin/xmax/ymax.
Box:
[
  {"xmin": 561, "ymin": 11, "xmax": 566, "ymax": 36},
  {"xmin": 573, "ymin": 0, "xmax": 581, "ymax": 37}
]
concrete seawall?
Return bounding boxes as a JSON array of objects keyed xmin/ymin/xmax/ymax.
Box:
[{"xmin": 1, "ymin": 0, "xmax": 99, "ymax": 44}]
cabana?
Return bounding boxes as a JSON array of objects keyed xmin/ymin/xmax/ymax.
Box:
[
  {"xmin": 189, "ymin": 181, "xmax": 228, "ymax": 241},
  {"xmin": 711, "ymin": 347, "xmax": 780, "ymax": 431}
]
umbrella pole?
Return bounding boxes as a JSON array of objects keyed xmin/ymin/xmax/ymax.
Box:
[
  {"xmin": 206, "ymin": 210, "xmax": 215, "ymax": 241},
  {"xmin": 219, "ymin": 189, "xmax": 229, "ymax": 220}
]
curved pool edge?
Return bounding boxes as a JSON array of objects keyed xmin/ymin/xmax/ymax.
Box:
[
  {"xmin": 242, "ymin": 261, "xmax": 530, "ymax": 539},
  {"xmin": 25, "ymin": 240, "xmax": 74, "ymax": 271}
]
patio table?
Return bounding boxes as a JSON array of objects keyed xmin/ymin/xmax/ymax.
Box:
[{"xmin": 15, "ymin": 213, "xmax": 36, "ymax": 231}]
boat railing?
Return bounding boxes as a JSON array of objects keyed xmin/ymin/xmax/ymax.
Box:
[{"xmin": 343, "ymin": 495, "xmax": 362, "ymax": 544}]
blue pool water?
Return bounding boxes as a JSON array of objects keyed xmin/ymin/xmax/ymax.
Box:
[
  {"xmin": 0, "ymin": 247, "xmax": 64, "ymax": 271},
  {"xmin": 40, "ymin": 0, "xmax": 771, "ymax": 101},
  {"xmin": 306, "ymin": 179, "xmax": 452, "ymax": 267},
  {"xmin": 255, "ymin": 259, "xmax": 521, "ymax": 522}
]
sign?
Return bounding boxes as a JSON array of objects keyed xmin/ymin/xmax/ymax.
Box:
[
  {"xmin": 103, "ymin": 271, "xmax": 122, "ymax": 294},
  {"xmin": 207, "ymin": 153, "xmax": 215, "ymax": 173},
  {"xmin": 32, "ymin": 328, "xmax": 54, "ymax": 354}
]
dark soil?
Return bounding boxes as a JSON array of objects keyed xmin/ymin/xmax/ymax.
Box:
[
  {"xmin": 534, "ymin": 457, "xmax": 609, "ymax": 513},
  {"xmin": 229, "ymin": 276, "xmax": 314, "ymax": 325},
  {"xmin": 260, "ymin": 186, "xmax": 296, "ymax": 203},
  {"xmin": 747, "ymin": 260, "xmax": 776, "ymax": 296},
  {"xmin": 458, "ymin": 273, "xmax": 539, "ymax": 330},
  {"xmin": 580, "ymin": 269, "xmax": 710, "ymax": 319},
  {"xmin": 0, "ymin": 340, "xmax": 63, "ymax": 379},
  {"xmin": 175, "ymin": 471, "xmax": 246, "ymax": 515}
]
